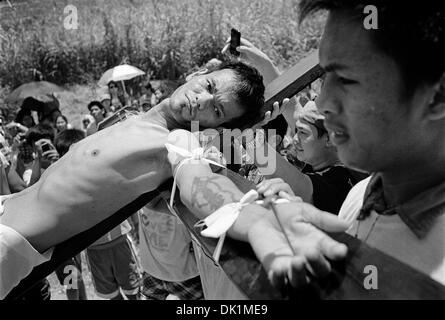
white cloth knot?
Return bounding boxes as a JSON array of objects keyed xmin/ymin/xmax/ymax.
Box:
[
  {"xmin": 165, "ymin": 143, "xmax": 226, "ymax": 210},
  {"xmin": 194, "ymin": 189, "xmax": 259, "ymax": 238}
]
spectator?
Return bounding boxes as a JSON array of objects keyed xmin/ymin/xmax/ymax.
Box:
[
  {"xmin": 81, "ymin": 114, "xmax": 95, "ymax": 134},
  {"xmin": 86, "ymin": 101, "xmax": 106, "ymax": 136},
  {"xmin": 139, "ymin": 82, "xmax": 155, "ymax": 112},
  {"xmin": 257, "ymin": 103, "xmax": 365, "ymax": 214},
  {"xmin": 86, "ymin": 219, "xmax": 141, "ymax": 300},
  {"xmin": 138, "ymin": 192, "xmax": 203, "ymax": 300},
  {"xmin": 150, "ymin": 88, "xmax": 164, "ymax": 107},
  {"xmin": 99, "ymin": 93, "xmax": 112, "ymax": 115},
  {"xmin": 108, "ymin": 81, "xmax": 127, "ymax": 111},
  {"xmin": 15, "ymin": 109, "xmax": 35, "ymax": 129},
  {"xmin": 54, "ymin": 115, "xmax": 72, "ymax": 134},
  {"xmin": 7, "ymin": 123, "xmax": 59, "ymax": 301},
  {"xmin": 52, "ymin": 129, "xmax": 88, "ymax": 300}
]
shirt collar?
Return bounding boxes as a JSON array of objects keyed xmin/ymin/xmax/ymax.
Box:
[{"xmin": 359, "ymin": 174, "xmax": 445, "ymax": 239}]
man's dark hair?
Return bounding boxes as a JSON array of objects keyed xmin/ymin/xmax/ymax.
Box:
[
  {"xmin": 214, "ymin": 61, "xmax": 265, "ymax": 129},
  {"xmin": 25, "ymin": 123, "xmax": 55, "ymax": 144},
  {"xmin": 54, "ymin": 129, "xmax": 86, "ymax": 156},
  {"xmin": 15, "ymin": 109, "xmax": 35, "ymax": 127},
  {"xmin": 299, "ymin": 1, "xmax": 445, "ymax": 95}
]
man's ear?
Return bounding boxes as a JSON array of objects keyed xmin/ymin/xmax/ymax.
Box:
[
  {"xmin": 425, "ymin": 74, "xmax": 445, "ymax": 121},
  {"xmin": 185, "ymin": 68, "xmax": 209, "ymax": 82}
]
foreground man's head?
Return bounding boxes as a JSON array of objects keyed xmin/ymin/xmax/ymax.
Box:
[{"xmin": 300, "ymin": 1, "xmax": 445, "ymax": 175}]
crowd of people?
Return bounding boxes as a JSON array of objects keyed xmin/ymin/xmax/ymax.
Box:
[
  {"xmin": 0, "ymin": 0, "xmax": 444, "ymax": 301},
  {"xmin": 0, "ymin": 69, "xmax": 173, "ymax": 300}
]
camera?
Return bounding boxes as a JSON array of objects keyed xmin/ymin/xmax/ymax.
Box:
[{"xmin": 41, "ymin": 143, "xmax": 52, "ymax": 153}]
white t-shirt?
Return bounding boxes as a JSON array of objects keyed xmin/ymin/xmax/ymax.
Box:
[
  {"xmin": 138, "ymin": 194, "xmax": 199, "ymax": 282},
  {"xmin": 339, "ymin": 177, "xmax": 445, "ymax": 286}
]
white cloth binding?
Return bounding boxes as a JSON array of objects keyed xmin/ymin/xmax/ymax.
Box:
[{"xmin": 165, "ymin": 142, "xmax": 291, "ymax": 262}]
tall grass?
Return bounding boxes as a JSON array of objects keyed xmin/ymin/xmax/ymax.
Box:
[{"xmin": 0, "ymin": 0, "xmax": 325, "ymax": 90}]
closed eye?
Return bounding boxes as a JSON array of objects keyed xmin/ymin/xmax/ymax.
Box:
[
  {"xmin": 338, "ymin": 76, "xmax": 357, "ymax": 85},
  {"xmin": 207, "ymin": 80, "xmax": 214, "ymax": 93}
]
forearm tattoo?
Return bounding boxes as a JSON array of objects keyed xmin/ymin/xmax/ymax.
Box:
[{"xmin": 190, "ymin": 176, "xmax": 240, "ymax": 214}]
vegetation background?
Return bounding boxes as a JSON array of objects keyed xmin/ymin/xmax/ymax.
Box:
[
  {"xmin": 0, "ymin": 0, "xmax": 324, "ymax": 127},
  {"xmin": 0, "ymin": 0, "xmax": 324, "ymax": 299}
]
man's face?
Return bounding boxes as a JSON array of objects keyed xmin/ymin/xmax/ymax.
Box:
[
  {"xmin": 90, "ymin": 106, "xmax": 104, "ymax": 122},
  {"xmin": 22, "ymin": 115, "xmax": 34, "ymax": 128},
  {"xmin": 316, "ymin": 10, "xmax": 423, "ymax": 173},
  {"xmin": 294, "ymin": 119, "xmax": 327, "ymax": 165},
  {"xmin": 168, "ymin": 69, "xmax": 245, "ymax": 128},
  {"xmin": 102, "ymin": 99, "xmax": 111, "ymax": 109}
]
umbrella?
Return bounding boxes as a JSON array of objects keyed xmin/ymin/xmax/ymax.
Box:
[
  {"xmin": 98, "ymin": 64, "xmax": 145, "ymax": 86},
  {"xmin": 5, "ymin": 81, "xmax": 64, "ymax": 108},
  {"xmin": 98, "ymin": 64, "xmax": 145, "ymax": 95}
]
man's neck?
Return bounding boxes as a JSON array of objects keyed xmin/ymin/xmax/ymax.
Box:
[
  {"xmin": 148, "ymin": 99, "xmax": 184, "ymax": 130},
  {"xmin": 381, "ymin": 157, "xmax": 445, "ymax": 206}
]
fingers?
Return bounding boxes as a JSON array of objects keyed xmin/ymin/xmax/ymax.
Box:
[
  {"xmin": 260, "ymin": 111, "xmax": 272, "ymax": 125},
  {"xmin": 268, "ymin": 256, "xmax": 308, "ymax": 290},
  {"xmin": 221, "ymin": 43, "xmax": 230, "ymax": 54},
  {"xmin": 281, "ymin": 98, "xmax": 290, "ymax": 108},
  {"xmin": 270, "ymin": 102, "xmax": 280, "ymax": 120},
  {"xmin": 300, "ymin": 204, "xmax": 351, "ymax": 233},
  {"xmin": 42, "ymin": 150, "xmax": 59, "ymax": 161},
  {"xmin": 288, "ymin": 256, "xmax": 308, "ymax": 287},
  {"xmin": 236, "ymin": 46, "xmax": 253, "ymax": 55},
  {"xmin": 304, "ymin": 247, "xmax": 332, "ymax": 278},
  {"xmin": 239, "ymin": 37, "xmax": 254, "ymax": 47},
  {"xmin": 278, "ymin": 191, "xmax": 300, "ymax": 202},
  {"xmin": 265, "ymin": 183, "xmax": 294, "ymax": 198},
  {"xmin": 279, "ymin": 202, "xmax": 351, "ymax": 232},
  {"xmin": 257, "ymin": 178, "xmax": 294, "ymax": 197},
  {"xmin": 257, "ymin": 178, "xmax": 283, "ymax": 193},
  {"xmin": 319, "ymin": 235, "xmax": 348, "ymax": 261}
]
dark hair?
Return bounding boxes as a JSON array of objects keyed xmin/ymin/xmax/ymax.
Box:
[
  {"xmin": 87, "ymin": 101, "xmax": 105, "ymax": 112},
  {"xmin": 15, "ymin": 109, "xmax": 35, "ymax": 127},
  {"xmin": 108, "ymin": 81, "xmax": 118, "ymax": 88},
  {"xmin": 263, "ymin": 115, "xmax": 288, "ymax": 142},
  {"xmin": 54, "ymin": 129, "xmax": 86, "ymax": 156},
  {"xmin": 214, "ymin": 61, "xmax": 265, "ymax": 129},
  {"xmin": 25, "ymin": 123, "xmax": 55, "ymax": 144},
  {"xmin": 299, "ymin": 1, "xmax": 445, "ymax": 95}
]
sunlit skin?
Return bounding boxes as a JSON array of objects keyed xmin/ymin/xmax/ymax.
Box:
[
  {"xmin": 317, "ymin": 9, "xmax": 445, "ymax": 205},
  {"xmin": 162, "ymin": 69, "xmax": 245, "ymax": 129},
  {"xmin": 101, "ymin": 99, "xmax": 111, "ymax": 113},
  {"xmin": 1, "ymin": 69, "xmax": 252, "ymax": 252},
  {"xmin": 90, "ymin": 105, "xmax": 105, "ymax": 123},
  {"xmin": 294, "ymin": 119, "xmax": 336, "ymax": 170},
  {"xmin": 108, "ymin": 83, "xmax": 118, "ymax": 96}
]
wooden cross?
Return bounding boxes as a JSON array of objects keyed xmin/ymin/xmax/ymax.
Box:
[{"xmin": 5, "ymin": 52, "xmax": 445, "ymax": 300}]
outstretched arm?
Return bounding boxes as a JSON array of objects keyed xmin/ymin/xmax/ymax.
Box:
[{"xmin": 168, "ymin": 129, "xmax": 349, "ymax": 287}]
